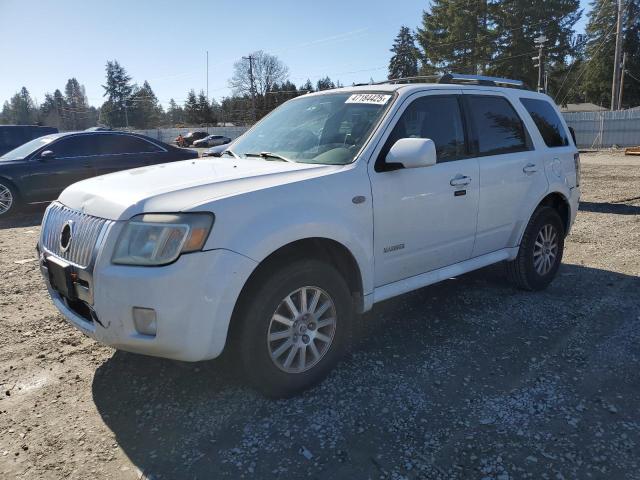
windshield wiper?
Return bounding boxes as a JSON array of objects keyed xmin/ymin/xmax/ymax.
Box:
[
  {"xmin": 221, "ymin": 149, "xmax": 240, "ymax": 159},
  {"xmin": 244, "ymin": 152, "xmax": 294, "ymax": 162}
]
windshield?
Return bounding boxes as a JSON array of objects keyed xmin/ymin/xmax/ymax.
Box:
[
  {"xmin": 232, "ymin": 92, "xmax": 393, "ymax": 165},
  {"xmin": 0, "ymin": 136, "xmax": 55, "ymax": 160}
]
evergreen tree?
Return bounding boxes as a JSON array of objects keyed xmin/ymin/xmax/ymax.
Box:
[
  {"xmin": 184, "ymin": 90, "xmax": 199, "ymax": 124},
  {"xmin": 100, "ymin": 60, "xmax": 133, "ymax": 127},
  {"xmin": 40, "ymin": 90, "xmax": 66, "ymax": 129},
  {"xmin": 166, "ymin": 98, "xmax": 184, "ymax": 125},
  {"xmin": 388, "ymin": 26, "xmax": 420, "ymax": 79},
  {"xmin": 417, "ymin": 0, "xmax": 495, "ymax": 74},
  {"xmin": 622, "ymin": 0, "xmax": 640, "ymax": 107},
  {"xmin": 196, "ymin": 90, "xmax": 213, "ymax": 124},
  {"xmin": 64, "ymin": 78, "xmax": 90, "ymax": 130},
  {"xmin": 316, "ymin": 77, "xmax": 336, "ymax": 91},
  {"xmin": 581, "ymin": 0, "xmax": 618, "ymax": 106},
  {"xmin": 129, "ymin": 80, "xmax": 162, "ymax": 128},
  {"xmin": 300, "ymin": 79, "xmax": 314, "ymax": 92},
  {"xmin": 3, "ymin": 87, "xmax": 37, "ymax": 124},
  {"xmin": 488, "ymin": 0, "xmax": 581, "ymax": 91}
]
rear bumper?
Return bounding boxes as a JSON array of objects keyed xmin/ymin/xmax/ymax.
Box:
[{"xmin": 46, "ymin": 249, "xmax": 257, "ymax": 361}]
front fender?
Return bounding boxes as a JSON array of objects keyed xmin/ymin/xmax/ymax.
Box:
[{"xmin": 201, "ymin": 166, "xmax": 375, "ymax": 296}]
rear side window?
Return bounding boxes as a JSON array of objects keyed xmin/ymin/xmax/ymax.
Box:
[
  {"xmin": 96, "ymin": 134, "xmax": 163, "ymax": 154},
  {"xmin": 381, "ymin": 95, "xmax": 466, "ymax": 163},
  {"xmin": 520, "ymin": 98, "xmax": 569, "ymax": 147},
  {"xmin": 466, "ymin": 96, "xmax": 528, "ymax": 156}
]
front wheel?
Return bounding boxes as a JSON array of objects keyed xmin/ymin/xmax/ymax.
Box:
[
  {"xmin": 506, "ymin": 206, "xmax": 565, "ymax": 291},
  {"xmin": 236, "ymin": 259, "xmax": 353, "ymax": 398},
  {"xmin": 0, "ymin": 181, "xmax": 19, "ymax": 218}
]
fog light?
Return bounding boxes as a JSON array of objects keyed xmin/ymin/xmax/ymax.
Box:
[{"xmin": 133, "ymin": 307, "xmax": 157, "ymax": 336}]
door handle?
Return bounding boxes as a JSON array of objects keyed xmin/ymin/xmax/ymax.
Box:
[
  {"xmin": 523, "ymin": 163, "xmax": 538, "ymax": 174},
  {"xmin": 450, "ymin": 174, "xmax": 471, "ymax": 187}
]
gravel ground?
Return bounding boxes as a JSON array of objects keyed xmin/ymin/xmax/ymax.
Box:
[{"xmin": 0, "ymin": 151, "xmax": 639, "ymax": 479}]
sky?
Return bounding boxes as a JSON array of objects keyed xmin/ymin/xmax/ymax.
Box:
[{"xmin": 0, "ymin": 0, "xmax": 591, "ymax": 109}]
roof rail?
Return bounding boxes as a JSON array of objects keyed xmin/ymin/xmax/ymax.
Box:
[
  {"xmin": 439, "ymin": 73, "xmax": 527, "ymax": 89},
  {"xmin": 353, "ymin": 73, "xmax": 528, "ymax": 90}
]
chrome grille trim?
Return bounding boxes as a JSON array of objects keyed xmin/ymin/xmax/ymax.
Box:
[{"xmin": 40, "ymin": 202, "xmax": 114, "ymax": 268}]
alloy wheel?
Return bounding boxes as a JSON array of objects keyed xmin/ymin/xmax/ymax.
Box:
[
  {"xmin": 0, "ymin": 184, "xmax": 13, "ymax": 215},
  {"xmin": 533, "ymin": 224, "xmax": 559, "ymax": 276},
  {"xmin": 267, "ymin": 286, "xmax": 337, "ymax": 373}
]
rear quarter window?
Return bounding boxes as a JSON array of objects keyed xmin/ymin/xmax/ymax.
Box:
[{"xmin": 520, "ymin": 98, "xmax": 569, "ymax": 147}]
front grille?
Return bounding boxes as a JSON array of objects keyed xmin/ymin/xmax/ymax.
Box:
[{"xmin": 40, "ymin": 202, "xmax": 113, "ymax": 268}]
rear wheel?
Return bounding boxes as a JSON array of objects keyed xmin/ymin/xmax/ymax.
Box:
[
  {"xmin": 236, "ymin": 259, "xmax": 353, "ymax": 398},
  {"xmin": 0, "ymin": 181, "xmax": 19, "ymax": 217},
  {"xmin": 506, "ymin": 206, "xmax": 565, "ymax": 291}
]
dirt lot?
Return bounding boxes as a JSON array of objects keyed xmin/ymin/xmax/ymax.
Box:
[{"xmin": 0, "ymin": 152, "xmax": 639, "ymax": 479}]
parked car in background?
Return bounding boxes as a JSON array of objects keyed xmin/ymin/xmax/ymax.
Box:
[
  {"xmin": 0, "ymin": 125, "xmax": 58, "ymax": 156},
  {"xmin": 193, "ymin": 135, "xmax": 232, "ymax": 148},
  {"xmin": 175, "ymin": 131, "xmax": 208, "ymax": 147},
  {"xmin": 0, "ymin": 131, "xmax": 197, "ymax": 216},
  {"xmin": 201, "ymin": 144, "xmax": 230, "ymax": 157},
  {"xmin": 37, "ymin": 74, "xmax": 580, "ymax": 397}
]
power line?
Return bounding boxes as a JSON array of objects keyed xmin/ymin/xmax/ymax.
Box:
[{"xmin": 557, "ymin": 21, "xmax": 619, "ymax": 106}]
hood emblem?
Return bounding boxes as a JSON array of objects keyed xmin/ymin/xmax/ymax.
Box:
[{"xmin": 60, "ymin": 220, "xmax": 74, "ymax": 253}]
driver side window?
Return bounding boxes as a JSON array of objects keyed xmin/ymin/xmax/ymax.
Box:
[{"xmin": 378, "ymin": 95, "xmax": 467, "ymax": 169}]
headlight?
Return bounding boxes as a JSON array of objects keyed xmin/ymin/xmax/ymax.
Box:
[{"xmin": 112, "ymin": 213, "xmax": 214, "ymax": 266}]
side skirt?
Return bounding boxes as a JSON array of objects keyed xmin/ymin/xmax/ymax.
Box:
[{"xmin": 372, "ymin": 247, "xmax": 520, "ymax": 304}]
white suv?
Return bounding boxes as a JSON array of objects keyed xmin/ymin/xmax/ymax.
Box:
[{"xmin": 38, "ymin": 74, "xmax": 581, "ymax": 397}]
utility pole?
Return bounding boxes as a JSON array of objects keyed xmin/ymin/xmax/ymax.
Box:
[
  {"xmin": 243, "ymin": 54, "xmax": 257, "ymax": 123},
  {"xmin": 611, "ymin": 0, "xmax": 624, "ymax": 110},
  {"xmin": 533, "ymin": 35, "xmax": 547, "ymax": 93},
  {"xmin": 618, "ymin": 52, "xmax": 627, "ymax": 110},
  {"xmin": 123, "ymin": 100, "xmax": 129, "ymax": 129},
  {"xmin": 206, "ymin": 51, "xmax": 209, "ymax": 103}
]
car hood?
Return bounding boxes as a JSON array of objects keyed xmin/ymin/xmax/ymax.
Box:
[{"xmin": 58, "ymin": 158, "xmax": 342, "ymax": 220}]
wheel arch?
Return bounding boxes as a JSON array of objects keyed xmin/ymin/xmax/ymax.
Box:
[
  {"xmin": 0, "ymin": 176, "xmax": 20, "ymax": 195},
  {"xmin": 236, "ymin": 237, "xmax": 365, "ymax": 313},
  {"xmin": 537, "ymin": 191, "xmax": 571, "ymax": 235}
]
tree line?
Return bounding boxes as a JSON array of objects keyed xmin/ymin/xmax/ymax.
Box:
[
  {"xmin": 388, "ymin": 0, "xmax": 640, "ymax": 108},
  {"xmin": 0, "ymin": 55, "xmax": 344, "ymax": 129},
  {"xmin": 2, "ymin": 0, "xmax": 638, "ymax": 129}
]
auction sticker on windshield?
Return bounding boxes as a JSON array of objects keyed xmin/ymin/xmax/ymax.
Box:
[{"xmin": 345, "ymin": 93, "xmax": 391, "ymax": 105}]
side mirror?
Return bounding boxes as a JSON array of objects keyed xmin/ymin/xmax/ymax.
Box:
[
  {"xmin": 385, "ymin": 138, "xmax": 437, "ymax": 169},
  {"xmin": 39, "ymin": 150, "xmax": 55, "ymax": 160}
]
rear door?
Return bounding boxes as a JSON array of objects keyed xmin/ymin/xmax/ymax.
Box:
[
  {"xmin": 92, "ymin": 134, "xmax": 166, "ymax": 175},
  {"xmin": 519, "ymin": 97, "xmax": 578, "ymax": 188},
  {"xmin": 461, "ymin": 91, "xmax": 548, "ymax": 256}
]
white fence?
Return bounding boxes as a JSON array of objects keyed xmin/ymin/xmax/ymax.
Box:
[
  {"xmin": 133, "ymin": 126, "xmax": 249, "ymax": 145},
  {"xmin": 562, "ymin": 110, "xmax": 640, "ymax": 149}
]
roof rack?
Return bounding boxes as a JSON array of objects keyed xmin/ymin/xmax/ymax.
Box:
[
  {"xmin": 353, "ymin": 73, "xmax": 528, "ymax": 90},
  {"xmin": 439, "ymin": 73, "xmax": 527, "ymax": 89}
]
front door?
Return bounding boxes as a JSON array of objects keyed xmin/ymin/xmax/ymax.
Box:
[
  {"xmin": 24, "ymin": 136, "xmax": 99, "ymax": 202},
  {"xmin": 368, "ymin": 91, "xmax": 480, "ymax": 287}
]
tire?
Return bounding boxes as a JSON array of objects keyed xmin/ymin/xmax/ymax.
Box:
[
  {"xmin": 506, "ymin": 206, "xmax": 565, "ymax": 291},
  {"xmin": 236, "ymin": 259, "xmax": 353, "ymax": 398},
  {"xmin": 0, "ymin": 181, "xmax": 19, "ymax": 218}
]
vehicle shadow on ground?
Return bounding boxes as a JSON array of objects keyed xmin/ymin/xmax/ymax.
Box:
[
  {"xmin": 0, "ymin": 206, "xmax": 46, "ymax": 230},
  {"xmin": 579, "ymin": 200, "xmax": 640, "ymax": 215},
  {"xmin": 91, "ymin": 263, "xmax": 640, "ymax": 479}
]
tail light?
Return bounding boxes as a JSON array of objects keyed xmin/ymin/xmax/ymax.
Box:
[{"xmin": 573, "ymin": 152, "xmax": 581, "ymax": 187}]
